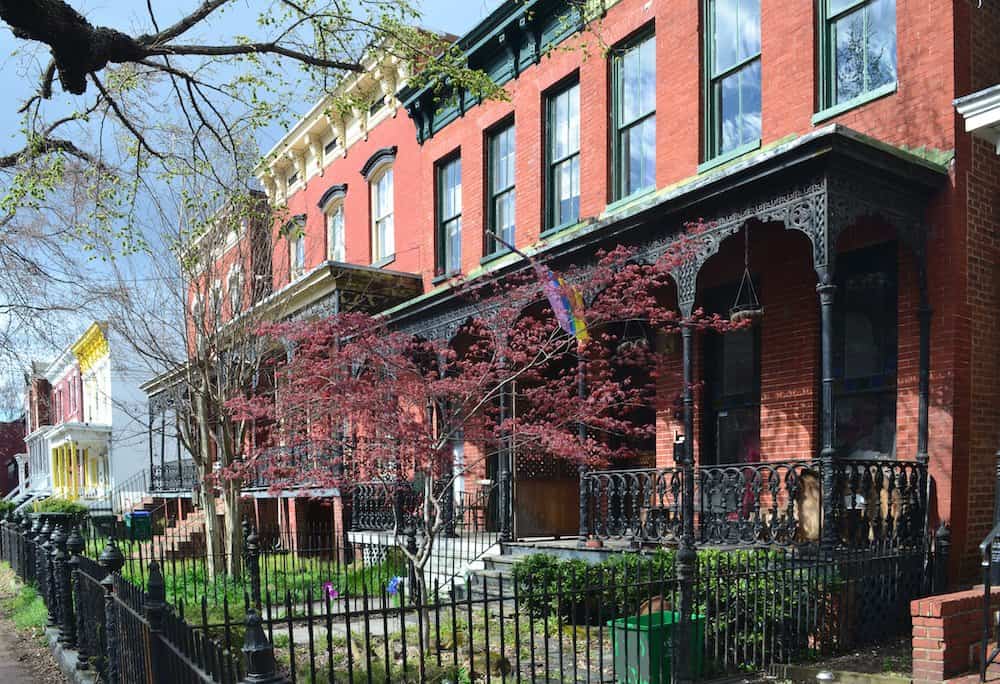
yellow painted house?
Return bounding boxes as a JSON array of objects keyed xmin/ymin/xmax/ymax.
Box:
[{"xmin": 15, "ymin": 322, "xmax": 151, "ymax": 511}]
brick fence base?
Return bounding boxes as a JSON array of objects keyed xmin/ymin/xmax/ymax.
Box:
[{"xmin": 912, "ymin": 586, "xmax": 1000, "ymax": 682}]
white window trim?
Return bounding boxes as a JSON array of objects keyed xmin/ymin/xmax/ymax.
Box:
[
  {"xmin": 325, "ymin": 201, "xmax": 346, "ymax": 262},
  {"xmin": 227, "ymin": 263, "xmax": 244, "ymax": 315},
  {"xmin": 289, "ymin": 232, "xmax": 306, "ymax": 280},
  {"xmin": 369, "ymin": 164, "xmax": 394, "ymax": 263}
]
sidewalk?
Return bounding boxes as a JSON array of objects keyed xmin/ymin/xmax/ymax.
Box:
[{"xmin": 0, "ymin": 619, "xmax": 57, "ymax": 683}]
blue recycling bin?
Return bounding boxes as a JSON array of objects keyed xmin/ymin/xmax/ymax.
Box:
[{"xmin": 125, "ymin": 510, "xmax": 152, "ymax": 541}]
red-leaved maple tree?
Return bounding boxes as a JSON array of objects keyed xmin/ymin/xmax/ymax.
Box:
[{"xmin": 227, "ymin": 223, "xmax": 740, "ymax": 606}]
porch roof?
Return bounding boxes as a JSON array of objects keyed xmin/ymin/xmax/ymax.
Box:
[
  {"xmin": 388, "ymin": 124, "xmax": 949, "ymax": 338},
  {"xmin": 46, "ymin": 421, "xmax": 111, "ymax": 448}
]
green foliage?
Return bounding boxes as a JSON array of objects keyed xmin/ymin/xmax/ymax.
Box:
[
  {"xmin": 34, "ymin": 497, "xmax": 89, "ymax": 515},
  {"xmin": 8, "ymin": 584, "xmax": 48, "ymax": 633},
  {"xmin": 512, "ymin": 549, "xmax": 675, "ymax": 622},
  {"xmin": 0, "ymin": 500, "xmax": 15, "ymax": 518}
]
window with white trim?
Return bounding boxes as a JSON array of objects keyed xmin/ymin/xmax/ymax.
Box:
[
  {"xmin": 327, "ymin": 203, "xmax": 345, "ymax": 262},
  {"xmin": 227, "ymin": 264, "xmax": 244, "ymax": 316},
  {"xmin": 289, "ymin": 228, "xmax": 306, "ymax": 279},
  {"xmin": 370, "ymin": 167, "xmax": 394, "ymax": 262}
]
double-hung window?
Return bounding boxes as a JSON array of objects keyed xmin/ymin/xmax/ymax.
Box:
[
  {"xmin": 486, "ymin": 123, "xmax": 515, "ymax": 256},
  {"xmin": 705, "ymin": 0, "xmax": 761, "ymax": 160},
  {"xmin": 436, "ymin": 156, "xmax": 462, "ymax": 275},
  {"xmin": 371, "ymin": 168, "xmax": 394, "ymax": 262},
  {"xmin": 327, "ymin": 203, "xmax": 345, "ymax": 262},
  {"xmin": 228, "ymin": 264, "xmax": 244, "ymax": 315},
  {"xmin": 289, "ymin": 229, "xmax": 305, "ymax": 279},
  {"xmin": 611, "ymin": 32, "xmax": 656, "ymax": 200},
  {"xmin": 547, "ymin": 80, "xmax": 580, "ymax": 229},
  {"xmin": 820, "ymin": 0, "xmax": 897, "ymax": 109}
]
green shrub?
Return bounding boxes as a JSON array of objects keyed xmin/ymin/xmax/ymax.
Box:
[
  {"xmin": 34, "ymin": 497, "xmax": 89, "ymax": 516},
  {"xmin": 0, "ymin": 500, "xmax": 15, "ymax": 518}
]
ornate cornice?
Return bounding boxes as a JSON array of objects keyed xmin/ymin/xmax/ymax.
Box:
[{"xmin": 71, "ymin": 322, "xmax": 109, "ymax": 374}]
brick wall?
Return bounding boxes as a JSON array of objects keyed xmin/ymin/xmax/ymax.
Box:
[
  {"xmin": 243, "ymin": 0, "xmax": 986, "ymax": 554},
  {"xmin": 911, "ymin": 586, "xmax": 1000, "ymax": 682},
  {"xmin": 953, "ymin": 0, "xmax": 1000, "ymax": 580}
]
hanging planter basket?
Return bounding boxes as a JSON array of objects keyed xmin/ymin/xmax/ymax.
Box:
[
  {"xmin": 729, "ymin": 227, "xmax": 764, "ymax": 324},
  {"xmin": 729, "ymin": 302, "xmax": 764, "ymax": 324}
]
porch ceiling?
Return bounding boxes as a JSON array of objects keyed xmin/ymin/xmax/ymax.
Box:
[{"xmin": 392, "ymin": 124, "xmax": 949, "ymax": 339}]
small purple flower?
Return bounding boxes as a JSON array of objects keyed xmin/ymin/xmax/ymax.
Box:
[
  {"xmin": 387, "ymin": 576, "xmax": 403, "ymax": 596},
  {"xmin": 322, "ymin": 582, "xmax": 339, "ymax": 599}
]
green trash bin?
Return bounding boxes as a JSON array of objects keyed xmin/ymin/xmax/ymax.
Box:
[
  {"xmin": 607, "ymin": 611, "xmax": 704, "ymax": 684},
  {"xmin": 125, "ymin": 510, "xmax": 153, "ymax": 541}
]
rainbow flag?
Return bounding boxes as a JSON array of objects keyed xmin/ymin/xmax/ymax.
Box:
[
  {"xmin": 534, "ymin": 263, "xmax": 589, "ymax": 346},
  {"xmin": 486, "ymin": 229, "xmax": 589, "ymax": 346}
]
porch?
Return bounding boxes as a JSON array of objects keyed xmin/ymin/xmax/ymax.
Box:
[{"xmin": 384, "ymin": 127, "xmax": 946, "ymax": 555}]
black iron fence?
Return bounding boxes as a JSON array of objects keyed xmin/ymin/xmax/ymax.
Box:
[
  {"xmin": 0, "ymin": 510, "xmax": 946, "ymax": 683},
  {"xmin": 582, "ymin": 457, "xmax": 928, "ymax": 548}
]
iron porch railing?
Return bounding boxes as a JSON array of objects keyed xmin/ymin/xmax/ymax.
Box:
[{"xmin": 582, "ymin": 457, "xmax": 928, "ymax": 548}]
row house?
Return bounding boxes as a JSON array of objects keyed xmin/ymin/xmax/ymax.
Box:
[
  {"xmin": 14, "ymin": 323, "xmax": 151, "ymax": 511},
  {"xmin": 153, "ymin": 0, "xmax": 997, "ymax": 581},
  {"xmin": 0, "ymin": 416, "xmax": 25, "ymax": 498}
]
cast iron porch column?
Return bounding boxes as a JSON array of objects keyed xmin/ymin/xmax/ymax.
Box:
[
  {"xmin": 498, "ymin": 380, "xmax": 512, "ymax": 543},
  {"xmin": 577, "ymin": 352, "xmax": 590, "ymax": 546},
  {"xmin": 675, "ymin": 322, "xmax": 697, "ymax": 684},
  {"xmin": 917, "ymin": 296, "xmax": 932, "ymax": 543},
  {"xmin": 817, "ymin": 268, "xmax": 839, "ymax": 551},
  {"xmin": 147, "ymin": 405, "xmax": 155, "ymax": 486}
]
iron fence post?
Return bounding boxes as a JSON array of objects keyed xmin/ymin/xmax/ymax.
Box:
[
  {"xmin": 54, "ymin": 524, "xmax": 75, "ymax": 646},
  {"xmin": 443, "ymin": 478, "xmax": 457, "ymax": 538},
  {"xmin": 144, "ymin": 562, "xmax": 167, "ymax": 684},
  {"xmin": 405, "ymin": 523, "xmax": 420, "ymax": 604},
  {"xmin": 98, "ymin": 537, "xmax": 125, "ymax": 684},
  {"xmin": 935, "ymin": 522, "xmax": 951, "ymax": 594},
  {"xmin": 240, "ymin": 609, "xmax": 289, "ymax": 684},
  {"xmin": 675, "ymin": 323, "xmax": 697, "ymax": 684},
  {"xmin": 245, "ymin": 524, "xmax": 262, "ymax": 610},
  {"xmin": 67, "ymin": 524, "xmax": 88, "ymax": 669},
  {"xmin": 42, "ymin": 520, "xmax": 59, "ymax": 628}
]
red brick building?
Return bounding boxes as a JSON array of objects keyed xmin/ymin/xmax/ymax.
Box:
[
  {"xmin": 154, "ymin": 0, "xmax": 999, "ymax": 582},
  {"xmin": 0, "ymin": 416, "xmax": 25, "ymax": 498}
]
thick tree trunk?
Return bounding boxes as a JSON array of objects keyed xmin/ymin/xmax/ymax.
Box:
[
  {"xmin": 222, "ymin": 478, "xmax": 243, "ymax": 576},
  {"xmin": 201, "ymin": 482, "xmax": 224, "ymax": 579},
  {"xmin": 196, "ymin": 391, "xmax": 224, "ymax": 580}
]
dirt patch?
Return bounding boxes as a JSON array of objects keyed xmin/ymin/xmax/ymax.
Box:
[{"xmin": 803, "ymin": 638, "xmax": 912, "ymax": 676}]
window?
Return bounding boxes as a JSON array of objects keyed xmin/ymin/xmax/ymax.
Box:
[
  {"xmin": 486, "ymin": 123, "xmax": 515, "ymax": 255},
  {"xmin": 436, "ymin": 156, "xmax": 462, "ymax": 274},
  {"xmin": 611, "ymin": 32, "xmax": 656, "ymax": 200},
  {"xmin": 702, "ymin": 285, "xmax": 761, "ymax": 465},
  {"xmin": 547, "ymin": 80, "xmax": 580, "ymax": 229},
  {"xmin": 228, "ymin": 265, "xmax": 244, "ymax": 315},
  {"xmin": 705, "ymin": 0, "xmax": 761, "ymax": 159},
  {"xmin": 289, "ymin": 228, "xmax": 306, "ymax": 279},
  {"xmin": 210, "ymin": 281, "xmax": 223, "ymax": 325},
  {"xmin": 327, "ymin": 203, "xmax": 345, "ymax": 262},
  {"xmin": 820, "ymin": 0, "xmax": 897, "ymax": 108},
  {"xmin": 370, "ymin": 168, "xmax": 394, "ymax": 262},
  {"xmin": 834, "ymin": 243, "xmax": 897, "ymax": 459}
]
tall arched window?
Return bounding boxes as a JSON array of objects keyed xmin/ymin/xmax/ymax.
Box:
[
  {"xmin": 328, "ymin": 204, "xmax": 345, "ymax": 262},
  {"xmin": 318, "ymin": 184, "xmax": 348, "ymax": 263},
  {"xmin": 361, "ymin": 146, "xmax": 397, "ymax": 265},
  {"xmin": 227, "ymin": 264, "xmax": 244, "ymax": 316},
  {"xmin": 370, "ymin": 167, "xmax": 394, "ymax": 262}
]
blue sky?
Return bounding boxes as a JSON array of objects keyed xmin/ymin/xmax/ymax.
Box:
[
  {"xmin": 0, "ymin": 1, "xmax": 503, "ymax": 413},
  {"xmin": 0, "ymin": 0, "xmax": 502, "ymax": 156}
]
